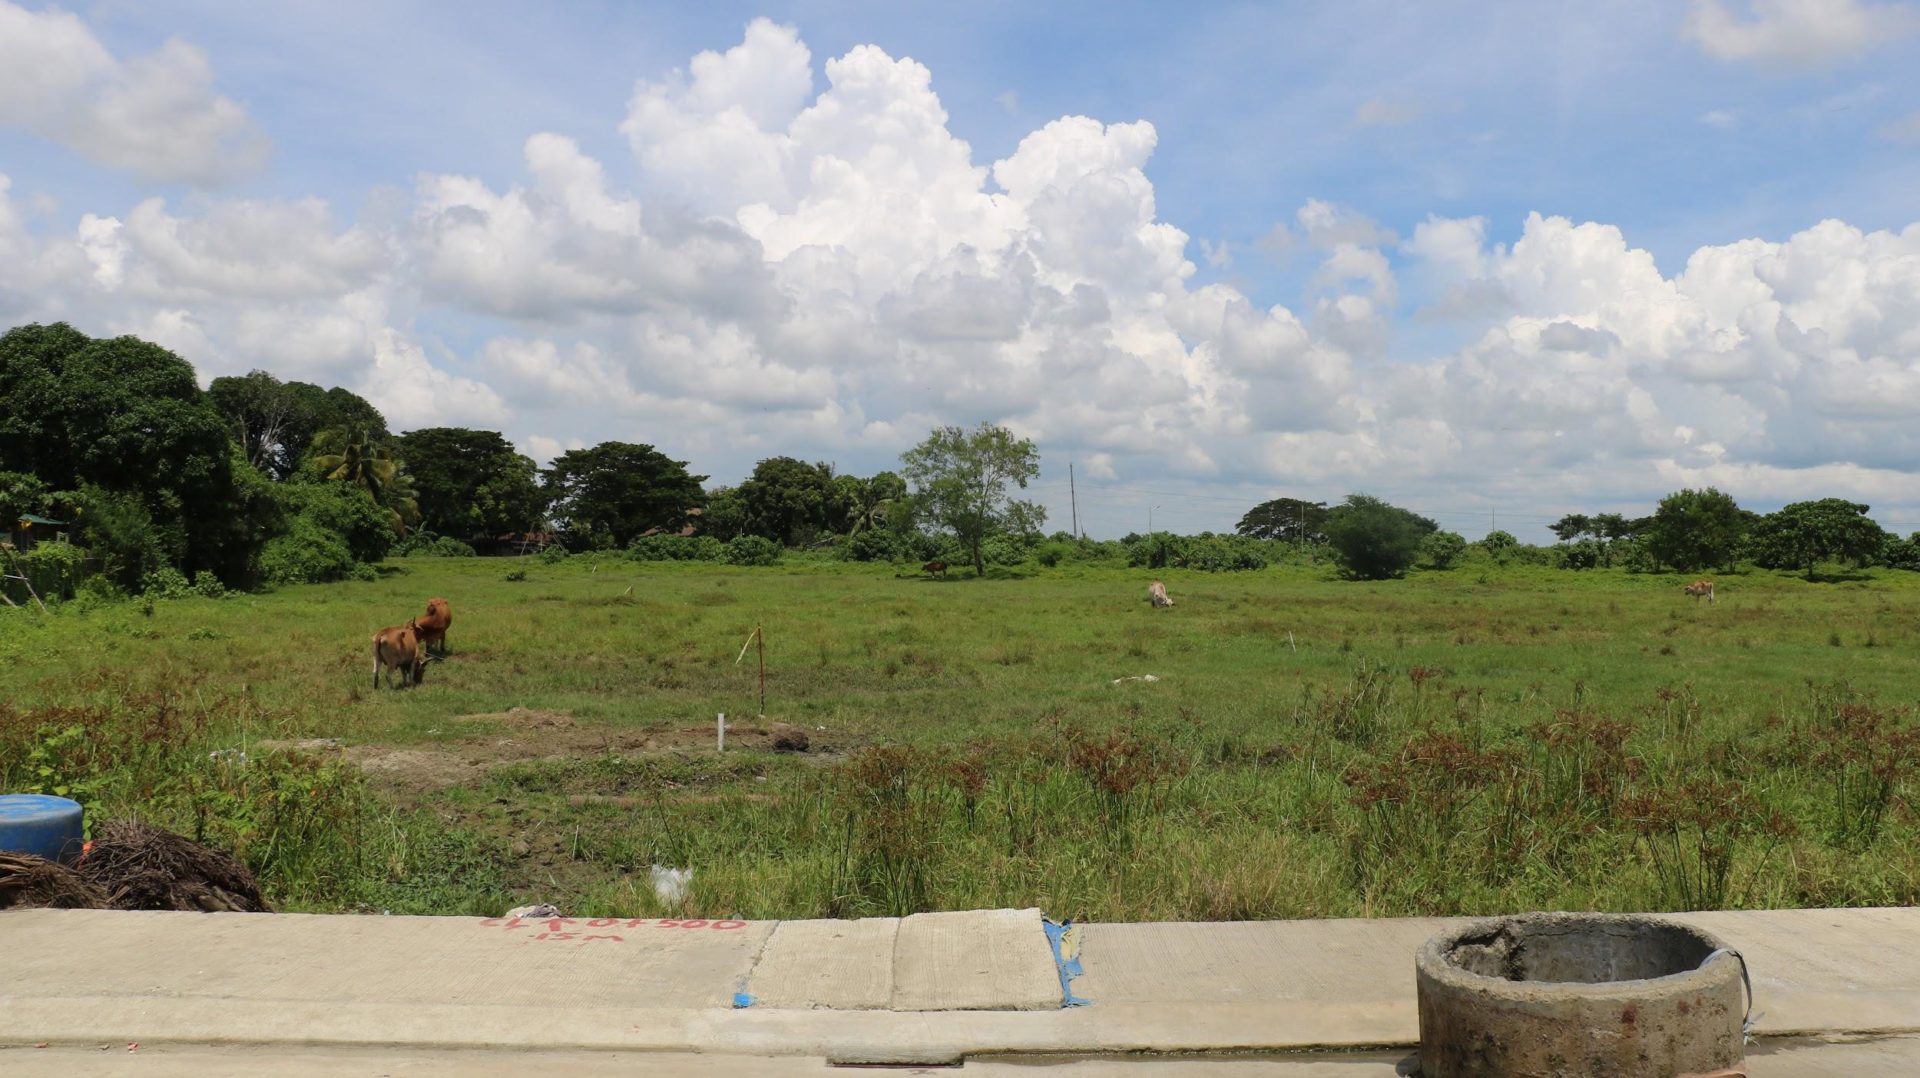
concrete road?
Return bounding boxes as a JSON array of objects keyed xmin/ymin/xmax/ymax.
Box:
[{"xmin": 2, "ymin": 905, "xmax": 1916, "ymax": 1068}]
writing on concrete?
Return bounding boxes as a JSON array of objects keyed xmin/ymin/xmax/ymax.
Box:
[{"xmin": 476, "ymin": 916, "xmax": 749, "ymax": 942}]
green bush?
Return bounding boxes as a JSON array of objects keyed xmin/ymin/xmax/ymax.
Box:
[
  {"xmin": 628, "ymin": 534, "xmax": 724, "ymax": 562},
  {"xmin": 1423, "ymin": 531, "xmax": 1467, "ymax": 569},
  {"xmin": 192, "ymin": 570, "xmax": 227, "ymax": 598},
  {"xmin": 14, "ymin": 542, "xmax": 86, "ymax": 602},
  {"xmin": 724, "ymin": 535, "xmax": 781, "ymax": 566},
  {"xmin": 278, "ymin": 481, "xmax": 394, "ymax": 565},
  {"xmin": 539, "ymin": 544, "xmax": 570, "ymax": 564},
  {"xmin": 139, "ymin": 566, "xmax": 193, "ymax": 599},
  {"xmin": 260, "ymin": 519, "xmax": 358, "ymax": 585},
  {"xmin": 394, "ymin": 531, "xmax": 477, "ymax": 558},
  {"xmin": 842, "ymin": 529, "xmax": 914, "ymax": 563},
  {"xmin": 1557, "ymin": 538, "xmax": 1603, "ymax": 570},
  {"xmin": 1323, "ymin": 495, "xmax": 1437, "ymax": 580},
  {"xmin": 1123, "ymin": 532, "xmax": 1272, "ymax": 572}
]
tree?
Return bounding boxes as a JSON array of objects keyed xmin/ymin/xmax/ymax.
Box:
[
  {"xmin": 1236, "ymin": 498, "xmax": 1329, "ymax": 544},
  {"xmin": 1748, "ymin": 499, "xmax": 1889, "ymax": 579},
  {"xmin": 1549, "ymin": 514, "xmax": 1593, "ymax": 542},
  {"xmin": 1322, "ymin": 494, "xmax": 1438, "ymax": 580},
  {"xmin": 899, "ymin": 423, "xmax": 1044, "ymax": 577},
  {"xmin": 1481, "ymin": 530, "xmax": 1518, "ymax": 557},
  {"xmin": 208, "ymin": 373, "xmax": 389, "ymax": 480},
  {"xmin": 543, "ymin": 442, "xmax": 707, "ymax": 551},
  {"xmin": 395, "ymin": 428, "xmax": 543, "ymax": 545},
  {"xmin": 311, "ymin": 427, "xmax": 419, "ymax": 535},
  {"xmin": 736, "ymin": 457, "xmax": 836, "ymax": 546},
  {"xmin": 0, "ymin": 323, "xmax": 256, "ymax": 582},
  {"xmin": 1644, "ymin": 488, "xmax": 1748, "ymax": 573}
]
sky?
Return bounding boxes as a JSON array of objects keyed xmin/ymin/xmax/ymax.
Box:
[{"xmin": 2, "ymin": 0, "xmax": 1918, "ymax": 541}]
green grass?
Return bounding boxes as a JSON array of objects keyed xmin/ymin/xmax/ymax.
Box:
[{"xmin": 2, "ymin": 553, "xmax": 1916, "ymax": 920}]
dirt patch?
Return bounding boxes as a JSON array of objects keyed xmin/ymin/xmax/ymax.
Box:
[
  {"xmin": 265, "ymin": 716, "xmax": 826, "ymax": 797},
  {"xmin": 452, "ymin": 706, "xmax": 575, "ymax": 730},
  {"xmin": 345, "ymin": 747, "xmax": 487, "ymax": 792}
]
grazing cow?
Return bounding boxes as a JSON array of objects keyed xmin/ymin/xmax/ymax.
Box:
[
  {"xmin": 1147, "ymin": 580, "xmax": 1174, "ymax": 608},
  {"xmin": 922, "ymin": 560, "xmax": 948, "ymax": 578},
  {"xmin": 1683, "ymin": 580, "xmax": 1716, "ymax": 605},
  {"xmin": 372, "ymin": 623, "xmax": 425, "ymax": 689},
  {"xmin": 413, "ymin": 596, "xmax": 452, "ymax": 657}
]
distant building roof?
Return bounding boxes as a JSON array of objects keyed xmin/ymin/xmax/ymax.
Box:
[{"xmin": 17, "ymin": 514, "xmax": 67, "ymax": 526}]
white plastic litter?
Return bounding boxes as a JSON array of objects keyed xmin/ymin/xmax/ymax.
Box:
[
  {"xmin": 650, "ymin": 864, "xmax": 693, "ymax": 906},
  {"xmin": 1111, "ymin": 674, "xmax": 1161, "ymax": 684},
  {"xmin": 506, "ymin": 903, "xmax": 562, "ymax": 919}
]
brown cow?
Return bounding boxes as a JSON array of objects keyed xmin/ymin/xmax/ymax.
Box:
[
  {"xmin": 1683, "ymin": 580, "xmax": 1716, "ymax": 605},
  {"xmin": 1147, "ymin": 580, "xmax": 1174, "ymax": 608},
  {"xmin": 372, "ymin": 623, "xmax": 425, "ymax": 689},
  {"xmin": 922, "ymin": 560, "xmax": 948, "ymax": 577},
  {"xmin": 414, "ymin": 596, "xmax": 452, "ymax": 657}
]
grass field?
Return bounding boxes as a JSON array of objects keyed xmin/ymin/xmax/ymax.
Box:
[{"xmin": 3, "ymin": 553, "xmax": 1917, "ymax": 922}]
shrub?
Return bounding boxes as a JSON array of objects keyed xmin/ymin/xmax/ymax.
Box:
[
  {"xmin": 539, "ymin": 544, "xmax": 570, "ymax": 564},
  {"xmin": 724, "ymin": 535, "xmax": 781, "ymax": 566},
  {"xmin": 139, "ymin": 566, "xmax": 193, "ymax": 599},
  {"xmin": 628, "ymin": 534, "xmax": 724, "ymax": 562},
  {"xmin": 1422, "ymin": 531, "xmax": 1466, "ymax": 570},
  {"xmin": 191, "ymin": 570, "xmax": 227, "ymax": 599},
  {"xmin": 14, "ymin": 542, "xmax": 87, "ymax": 602},
  {"xmin": 259, "ymin": 519, "xmax": 358, "ymax": 585},
  {"xmin": 279, "ymin": 482, "xmax": 393, "ymax": 565},
  {"xmin": 394, "ymin": 531, "xmax": 477, "ymax": 558},
  {"xmin": 1557, "ymin": 538, "xmax": 1603, "ymax": 570},
  {"xmin": 842, "ymin": 529, "xmax": 912, "ymax": 563}
]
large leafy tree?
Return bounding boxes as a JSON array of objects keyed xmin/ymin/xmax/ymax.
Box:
[
  {"xmin": 736, "ymin": 456, "xmax": 837, "ymax": 546},
  {"xmin": 1749, "ymin": 499, "xmax": 1889, "ymax": 578},
  {"xmin": 543, "ymin": 442, "xmax": 707, "ymax": 551},
  {"xmin": 1644, "ymin": 488, "xmax": 1748, "ymax": 573},
  {"xmin": 0, "ymin": 322, "xmax": 255, "ymax": 581},
  {"xmin": 899, "ymin": 423, "xmax": 1044, "ymax": 577},
  {"xmin": 1236, "ymin": 497, "xmax": 1329, "ymax": 543},
  {"xmin": 208, "ymin": 371, "xmax": 389, "ymax": 480},
  {"xmin": 1322, "ymin": 494, "xmax": 1438, "ymax": 580},
  {"xmin": 395, "ymin": 427, "xmax": 543, "ymax": 544}
]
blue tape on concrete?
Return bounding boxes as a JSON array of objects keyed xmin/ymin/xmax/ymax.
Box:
[
  {"xmin": 0, "ymin": 794, "xmax": 85, "ymax": 864},
  {"xmin": 1043, "ymin": 918, "xmax": 1091, "ymax": 1008},
  {"xmin": 732, "ymin": 992, "xmax": 755, "ymax": 1008}
]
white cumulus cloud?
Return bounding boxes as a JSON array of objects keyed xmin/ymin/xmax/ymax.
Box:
[
  {"xmin": 0, "ymin": 2, "xmax": 268, "ymax": 184},
  {"xmin": 1682, "ymin": 0, "xmax": 1919, "ymax": 70}
]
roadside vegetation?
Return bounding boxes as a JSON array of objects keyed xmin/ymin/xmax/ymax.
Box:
[{"xmin": 3, "ymin": 554, "xmax": 1915, "ymax": 921}]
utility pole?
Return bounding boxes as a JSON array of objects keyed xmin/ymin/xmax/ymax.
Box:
[{"xmin": 1070, "ymin": 462, "xmax": 1079, "ymax": 538}]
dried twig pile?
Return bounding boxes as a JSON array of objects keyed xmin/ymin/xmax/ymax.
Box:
[
  {"xmin": 0, "ymin": 850, "xmax": 110, "ymax": 910},
  {"xmin": 76, "ymin": 820, "xmax": 271, "ymax": 913}
]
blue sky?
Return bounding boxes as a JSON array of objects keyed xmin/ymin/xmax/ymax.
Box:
[{"xmin": 3, "ymin": 1, "xmax": 1919, "ymax": 539}]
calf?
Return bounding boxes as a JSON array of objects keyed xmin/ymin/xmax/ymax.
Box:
[
  {"xmin": 372, "ymin": 623, "xmax": 425, "ymax": 689},
  {"xmin": 413, "ymin": 596, "xmax": 452, "ymax": 657},
  {"xmin": 922, "ymin": 560, "xmax": 948, "ymax": 577},
  {"xmin": 1683, "ymin": 580, "xmax": 1716, "ymax": 605},
  {"xmin": 1147, "ymin": 580, "xmax": 1174, "ymax": 608}
]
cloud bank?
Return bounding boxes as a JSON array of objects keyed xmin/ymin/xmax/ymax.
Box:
[{"xmin": 3, "ymin": 15, "xmax": 1918, "ymax": 535}]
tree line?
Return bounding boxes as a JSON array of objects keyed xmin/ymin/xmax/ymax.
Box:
[
  {"xmin": 1236, "ymin": 490, "xmax": 1920, "ymax": 580},
  {"xmin": 0, "ymin": 324, "xmax": 1047, "ymax": 597},
  {"xmin": 5, "ymin": 323, "xmax": 1913, "ymax": 602}
]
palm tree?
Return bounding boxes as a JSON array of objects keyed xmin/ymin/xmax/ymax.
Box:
[{"xmin": 312, "ymin": 427, "xmax": 420, "ymax": 535}]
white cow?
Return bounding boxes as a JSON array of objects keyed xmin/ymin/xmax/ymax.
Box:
[{"xmin": 1147, "ymin": 581, "xmax": 1174, "ymax": 608}]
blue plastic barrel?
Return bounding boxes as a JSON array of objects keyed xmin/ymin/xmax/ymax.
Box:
[{"xmin": 0, "ymin": 794, "xmax": 86, "ymax": 864}]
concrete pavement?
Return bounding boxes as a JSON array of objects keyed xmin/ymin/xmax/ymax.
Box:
[{"xmin": 2, "ymin": 905, "xmax": 1917, "ymax": 1069}]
